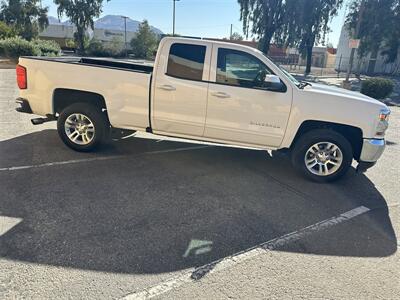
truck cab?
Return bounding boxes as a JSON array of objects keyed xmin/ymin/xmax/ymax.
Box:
[{"xmin": 151, "ymin": 38, "xmax": 292, "ymax": 148}]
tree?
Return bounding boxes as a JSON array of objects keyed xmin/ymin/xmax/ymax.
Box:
[
  {"xmin": 130, "ymin": 20, "xmax": 158, "ymax": 59},
  {"xmin": 0, "ymin": 0, "xmax": 49, "ymax": 40},
  {"xmin": 282, "ymin": 0, "xmax": 343, "ymax": 74},
  {"xmin": 346, "ymin": 0, "xmax": 400, "ymax": 64},
  {"xmin": 230, "ymin": 32, "xmax": 244, "ymax": 41},
  {"xmin": 0, "ymin": 20, "xmax": 15, "ymax": 38},
  {"xmin": 54, "ymin": 0, "xmax": 109, "ymax": 53},
  {"xmin": 238, "ymin": 0, "xmax": 286, "ymax": 54},
  {"xmin": 382, "ymin": 0, "xmax": 400, "ymax": 63}
]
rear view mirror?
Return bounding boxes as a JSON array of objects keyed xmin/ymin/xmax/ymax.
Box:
[{"xmin": 264, "ymin": 75, "xmax": 284, "ymax": 91}]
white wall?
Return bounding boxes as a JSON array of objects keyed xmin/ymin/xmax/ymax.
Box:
[
  {"xmin": 335, "ymin": 25, "xmax": 400, "ymax": 75},
  {"xmin": 39, "ymin": 24, "xmax": 74, "ymax": 39}
]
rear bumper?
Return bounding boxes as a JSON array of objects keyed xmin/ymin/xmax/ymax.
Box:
[{"xmin": 15, "ymin": 97, "xmax": 32, "ymax": 114}]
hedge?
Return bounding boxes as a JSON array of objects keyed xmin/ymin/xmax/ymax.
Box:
[
  {"xmin": 0, "ymin": 37, "xmax": 61, "ymax": 59},
  {"xmin": 361, "ymin": 77, "xmax": 394, "ymax": 99},
  {"xmin": 32, "ymin": 39, "xmax": 61, "ymax": 56}
]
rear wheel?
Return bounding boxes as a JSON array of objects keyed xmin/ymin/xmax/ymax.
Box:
[
  {"xmin": 291, "ymin": 129, "xmax": 353, "ymax": 182},
  {"xmin": 57, "ymin": 103, "xmax": 108, "ymax": 152}
]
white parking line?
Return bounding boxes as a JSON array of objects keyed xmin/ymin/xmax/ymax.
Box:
[
  {"xmin": 0, "ymin": 215, "xmax": 23, "ymax": 236},
  {"xmin": 0, "ymin": 146, "xmax": 210, "ymax": 172},
  {"xmin": 122, "ymin": 206, "xmax": 371, "ymax": 300}
]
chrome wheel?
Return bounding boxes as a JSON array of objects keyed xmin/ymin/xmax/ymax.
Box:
[
  {"xmin": 64, "ymin": 113, "xmax": 95, "ymax": 145},
  {"xmin": 304, "ymin": 142, "xmax": 343, "ymax": 176}
]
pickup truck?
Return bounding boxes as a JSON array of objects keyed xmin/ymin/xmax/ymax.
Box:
[{"xmin": 15, "ymin": 37, "xmax": 390, "ymax": 182}]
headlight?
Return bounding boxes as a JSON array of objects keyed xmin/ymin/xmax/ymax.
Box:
[{"xmin": 376, "ymin": 108, "xmax": 390, "ymax": 136}]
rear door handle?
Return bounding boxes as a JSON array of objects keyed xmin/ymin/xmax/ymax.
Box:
[
  {"xmin": 212, "ymin": 92, "xmax": 231, "ymax": 99},
  {"xmin": 159, "ymin": 84, "xmax": 176, "ymax": 91}
]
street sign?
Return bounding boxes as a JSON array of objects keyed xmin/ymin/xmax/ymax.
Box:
[{"xmin": 349, "ymin": 39, "xmax": 360, "ymax": 49}]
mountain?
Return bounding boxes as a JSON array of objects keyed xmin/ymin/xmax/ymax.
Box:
[
  {"xmin": 47, "ymin": 15, "xmax": 163, "ymax": 35},
  {"xmin": 95, "ymin": 15, "xmax": 163, "ymax": 35}
]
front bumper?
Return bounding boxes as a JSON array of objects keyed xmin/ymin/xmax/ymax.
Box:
[
  {"xmin": 360, "ymin": 139, "xmax": 386, "ymax": 162},
  {"xmin": 357, "ymin": 138, "xmax": 385, "ymax": 172}
]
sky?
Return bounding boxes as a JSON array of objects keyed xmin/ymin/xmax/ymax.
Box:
[{"xmin": 42, "ymin": 0, "xmax": 349, "ymax": 47}]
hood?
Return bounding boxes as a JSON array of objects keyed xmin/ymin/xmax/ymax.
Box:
[{"xmin": 303, "ymin": 82, "xmax": 384, "ymax": 106}]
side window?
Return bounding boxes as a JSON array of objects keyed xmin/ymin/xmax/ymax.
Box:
[
  {"xmin": 167, "ymin": 43, "xmax": 206, "ymax": 81},
  {"xmin": 216, "ymin": 48, "xmax": 271, "ymax": 88}
]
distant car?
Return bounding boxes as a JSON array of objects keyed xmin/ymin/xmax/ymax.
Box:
[{"xmin": 15, "ymin": 37, "xmax": 390, "ymax": 182}]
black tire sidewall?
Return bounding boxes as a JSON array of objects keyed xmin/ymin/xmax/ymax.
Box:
[
  {"xmin": 292, "ymin": 129, "xmax": 353, "ymax": 182},
  {"xmin": 57, "ymin": 103, "xmax": 107, "ymax": 152}
]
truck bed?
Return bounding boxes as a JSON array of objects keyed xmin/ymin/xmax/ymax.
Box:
[
  {"xmin": 18, "ymin": 56, "xmax": 153, "ymax": 131},
  {"xmin": 21, "ymin": 56, "xmax": 154, "ymax": 74}
]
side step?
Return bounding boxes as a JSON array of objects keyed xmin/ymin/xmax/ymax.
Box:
[{"xmin": 31, "ymin": 114, "xmax": 57, "ymax": 125}]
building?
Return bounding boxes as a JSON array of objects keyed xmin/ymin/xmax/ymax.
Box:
[
  {"xmin": 38, "ymin": 24, "xmax": 74, "ymax": 48},
  {"xmin": 92, "ymin": 28, "xmax": 136, "ymax": 47},
  {"xmin": 298, "ymin": 46, "xmax": 337, "ymax": 68},
  {"xmin": 39, "ymin": 24, "xmax": 136, "ymax": 49},
  {"xmin": 335, "ymin": 25, "xmax": 400, "ymax": 75}
]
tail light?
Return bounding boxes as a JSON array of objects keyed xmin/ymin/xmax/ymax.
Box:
[{"xmin": 16, "ymin": 65, "xmax": 27, "ymax": 89}]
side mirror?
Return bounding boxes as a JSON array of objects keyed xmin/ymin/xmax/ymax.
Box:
[{"xmin": 264, "ymin": 74, "xmax": 284, "ymax": 91}]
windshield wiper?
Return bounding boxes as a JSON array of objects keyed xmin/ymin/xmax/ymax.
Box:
[{"xmin": 298, "ymin": 81, "xmax": 312, "ymax": 89}]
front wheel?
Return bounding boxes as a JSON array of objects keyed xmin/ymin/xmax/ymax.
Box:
[
  {"xmin": 57, "ymin": 103, "xmax": 108, "ymax": 152},
  {"xmin": 291, "ymin": 129, "xmax": 353, "ymax": 182}
]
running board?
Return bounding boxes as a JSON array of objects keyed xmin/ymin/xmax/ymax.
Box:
[{"xmin": 31, "ymin": 114, "xmax": 57, "ymax": 125}]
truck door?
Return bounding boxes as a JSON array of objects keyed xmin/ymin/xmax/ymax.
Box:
[
  {"xmin": 204, "ymin": 46, "xmax": 292, "ymax": 147},
  {"xmin": 152, "ymin": 40, "xmax": 212, "ymax": 137}
]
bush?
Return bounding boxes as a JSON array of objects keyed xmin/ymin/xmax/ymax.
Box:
[
  {"xmin": 65, "ymin": 39, "xmax": 76, "ymax": 49},
  {"xmin": 0, "ymin": 37, "xmax": 40, "ymax": 59},
  {"xmin": 0, "ymin": 37, "xmax": 61, "ymax": 60},
  {"xmin": 361, "ymin": 78, "xmax": 394, "ymax": 99},
  {"xmin": 87, "ymin": 38, "xmax": 110, "ymax": 57},
  {"xmin": 86, "ymin": 38, "xmax": 124, "ymax": 57},
  {"xmin": 32, "ymin": 39, "xmax": 61, "ymax": 56}
]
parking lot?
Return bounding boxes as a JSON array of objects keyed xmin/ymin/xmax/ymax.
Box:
[{"xmin": 0, "ymin": 68, "xmax": 399, "ymax": 299}]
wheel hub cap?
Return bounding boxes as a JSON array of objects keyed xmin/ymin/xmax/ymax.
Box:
[
  {"xmin": 64, "ymin": 113, "xmax": 95, "ymax": 145},
  {"xmin": 304, "ymin": 142, "xmax": 343, "ymax": 176}
]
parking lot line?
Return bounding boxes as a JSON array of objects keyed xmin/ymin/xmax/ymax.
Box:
[
  {"xmin": 0, "ymin": 145, "xmax": 210, "ymax": 172},
  {"xmin": 122, "ymin": 206, "xmax": 371, "ymax": 300}
]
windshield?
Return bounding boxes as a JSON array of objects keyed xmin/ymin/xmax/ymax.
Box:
[
  {"xmin": 254, "ymin": 48, "xmax": 301, "ymax": 86},
  {"xmin": 277, "ymin": 65, "xmax": 300, "ymax": 86}
]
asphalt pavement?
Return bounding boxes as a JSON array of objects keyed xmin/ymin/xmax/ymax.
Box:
[{"xmin": 0, "ymin": 69, "xmax": 399, "ymax": 299}]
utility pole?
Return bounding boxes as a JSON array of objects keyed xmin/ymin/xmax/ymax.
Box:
[
  {"xmin": 344, "ymin": 0, "xmax": 365, "ymax": 84},
  {"xmin": 230, "ymin": 24, "xmax": 233, "ymax": 40},
  {"xmin": 122, "ymin": 16, "xmax": 128, "ymax": 58},
  {"xmin": 173, "ymin": 0, "xmax": 180, "ymax": 36}
]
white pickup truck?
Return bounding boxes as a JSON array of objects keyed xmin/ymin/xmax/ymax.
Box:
[{"xmin": 16, "ymin": 37, "xmax": 390, "ymax": 182}]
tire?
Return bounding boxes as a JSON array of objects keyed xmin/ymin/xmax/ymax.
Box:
[
  {"xmin": 291, "ymin": 129, "xmax": 353, "ymax": 182},
  {"xmin": 57, "ymin": 103, "xmax": 108, "ymax": 152}
]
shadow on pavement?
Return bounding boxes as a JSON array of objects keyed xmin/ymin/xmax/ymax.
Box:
[{"xmin": 0, "ymin": 130, "xmax": 397, "ymax": 274}]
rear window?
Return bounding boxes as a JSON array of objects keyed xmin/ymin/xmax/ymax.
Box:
[{"xmin": 167, "ymin": 43, "xmax": 206, "ymax": 81}]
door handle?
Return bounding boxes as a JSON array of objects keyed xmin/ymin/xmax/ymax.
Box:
[
  {"xmin": 159, "ymin": 84, "xmax": 176, "ymax": 91},
  {"xmin": 212, "ymin": 92, "xmax": 231, "ymax": 99}
]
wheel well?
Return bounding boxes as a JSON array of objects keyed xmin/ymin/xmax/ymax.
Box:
[
  {"xmin": 291, "ymin": 120, "xmax": 363, "ymax": 160},
  {"xmin": 53, "ymin": 89, "xmax": 107, "ymax": 115}
]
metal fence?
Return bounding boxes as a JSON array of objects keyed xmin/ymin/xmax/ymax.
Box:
[
  {"xmin": 269, "ymin": 55, "xmax": 400, "ymax": 78},
  {"xmin": 269, "ymin": 55, "xmax": 341, "ymax": 78}
]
